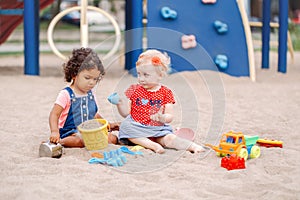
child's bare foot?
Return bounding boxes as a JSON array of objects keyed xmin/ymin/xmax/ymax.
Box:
[
  {"xmin": 189, "ymin": 143, "xmax": 206, "ymax": 153},
  {"xmin": 108, "ymin": 133, "xmax": 118, "ymax": 144},
  {"xmin": 154, "ymin": 146, "xmax": 166, "ymax": 154},
  {"xmin": 149, "ymin": 141, "xmax": 165, "ymax": 154}
]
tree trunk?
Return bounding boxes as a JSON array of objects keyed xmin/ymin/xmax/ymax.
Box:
[{"xmin": 51, "ymin": 0, "xmax": 62, "ymax": 20}]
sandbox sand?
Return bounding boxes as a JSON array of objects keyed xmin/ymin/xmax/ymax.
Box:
[
  {"xmin": 0, "ymin": 52, "xmax": 299, "ymax": 199},
  {"xmin": 78, "ymin": 119, "xmax": 104, "ymax": 130}
]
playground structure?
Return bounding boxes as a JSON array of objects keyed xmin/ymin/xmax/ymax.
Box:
[
  {"xmin": 0, "ymin": 0, "xmax": 289, "ymax": 79},
  {"xmin": 0, "ymin": 0, "xmax": 54, "ymax": 75},
  {"xmin": 128, "ymin": 0, "xmax": 255, "ymax": 80},
  {"xmin": 125, "ymin": 0, "xmax": 289, "ymax": 81},
  {"xmin": 47, "ymin": 0, "xmax": 121, "ymax": 61},
  {"xmin": 249, "ymin": 21, "xmax": 294, "ymax": 62}
]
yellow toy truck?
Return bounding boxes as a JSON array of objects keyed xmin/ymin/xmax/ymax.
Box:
[{"xmin": 205, "ymin": 131, "xmax": 261, "ymax": 160}]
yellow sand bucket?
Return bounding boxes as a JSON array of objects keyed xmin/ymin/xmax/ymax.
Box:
[{"xmin": 77, "ymin": 119, "xmax": 108, "ymax": 150}]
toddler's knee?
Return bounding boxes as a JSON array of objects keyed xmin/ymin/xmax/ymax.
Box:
[
  {"xmin": 108, "ymin": 133, "xmax": 118, "ymax": 144},
  {"xmin": 164, "ymin": 134, "xmax": 176, "ymax": 145},
  {"xmin": 166, "ymin": 134, "xmax": 177, "ymax": 140},
  {"xmin": 75, "ymin": 137, "xmax": 85, "ymax": 147}
]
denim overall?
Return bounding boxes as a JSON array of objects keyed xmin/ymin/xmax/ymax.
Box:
[{"xmin": 59, "ymin": 87, "xmax": 98, "ymax": 139}]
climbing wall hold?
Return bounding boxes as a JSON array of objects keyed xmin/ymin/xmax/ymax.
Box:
[
  {"xmin": 181, "ymin": 35, "xmax": 197, "ymax": 49},
  {"xmin": 161, "ymin": 6, "xmax": 177, "ymax": 19},
  {"xmin": 202, "ymin": 0, "xmax": 217, "ymax": 4},
  {"xmin": 213, "ymin": 20, "xmax": 228, "ymax": 34},
  {"xmin": 215, "ymin": 54, "xmax": 228, "ymax": 69}
]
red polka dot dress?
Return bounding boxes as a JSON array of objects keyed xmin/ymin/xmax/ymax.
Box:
[{"xmin": 119, "ymin": 84, "xmax": 175, "ymax": 140}]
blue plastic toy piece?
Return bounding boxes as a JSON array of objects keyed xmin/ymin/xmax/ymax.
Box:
[
  {"xmin": 88, "ymin": 158, "xmax": 106, "ymax": 164},
  {"xmin": 88, "ymin": 148, "xmax": 127, "ymax": 167},
  {"xmin": 160, "ymin": 6, "xmax": 177, "ymax": 19},
  {"xmin": 88, "ymin": 146, "xmax": 143, "ymax": 167},
  {"xmin": 120, "ymin": 146, "xmax": 143, "ymax": 155},
  {"xmin": 107, "ymin": 92, "xmax": 120, "ymax": 105},
  {"xmin": 213, "ymin": 20, "xmax": 228, "ymax": 34},
  {"xmin": 215, "ymin": 54, "xmax": 228, "ymax": 69}
]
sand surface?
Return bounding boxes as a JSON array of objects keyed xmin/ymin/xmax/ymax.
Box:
[{"xmin": 0, "ymin": 52, "xmax": 299, "ymax": 199}]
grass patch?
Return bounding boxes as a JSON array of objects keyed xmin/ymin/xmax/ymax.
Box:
[
  {"xmin": 16, "ymin": 21, "xmax": 80, "ymax": 31},
  {"xmin": 289, "ymin": 23, "xmax": 300, "ymax": 51},
  {"xmin": 0, "ymin": 52, "xmax": 24, "ymax": 56},
  {"xmin": 6, "ymin": 20, "xmax": 300, "ymax": 54},
  {"xmin": 0, "ymin": 50, "xmax": 110, "ymax": 57},
  {"xmin": 5, "ymin": 39, "xmax": 103, "ymax": 44}
]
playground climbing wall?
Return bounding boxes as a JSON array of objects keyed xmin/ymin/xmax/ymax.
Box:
[
  {"xmin": 125, "ymin": 0, "xmax": 254, "ymax": 78},
  {"xmin": 147, "ymin": 0, "xmax": 252, "ymax": 77}
]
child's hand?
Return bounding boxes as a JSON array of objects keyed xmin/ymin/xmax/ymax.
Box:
[
  {"xmin": 150, "ymin": 112, "xmax": 166, "ymax": 123},
  {"xmin": 150, "ymin": 107, "xmax": 166, "ymax": 123},
  {"xmin": 109, "ymin": 122, "xmax": 120, "ymax": 131},
  {"xmin": 49, "ymin": 131, "xmax": 60, "ymax": 144},
  {"xmin": 150, "ymin": 106, "xmax": 173, "ymax": 124}
]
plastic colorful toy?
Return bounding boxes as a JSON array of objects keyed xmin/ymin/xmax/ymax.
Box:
[
  {"xmin": 107, "ymin": 92, "xmax": 120, "ymax": 105},
  {"xmin": 89, "ymin": 148, "xmax": 127, "ymax": 167},
  {"xmin": 221, "ymin": 154, "xmax": 245, "ymax": 171},
  {"xmin": 257, "ymin": 138, "xmax": 283, "ymax": 148},
  {"xmin": 130, "ymin": 145, "xmax": 145, "ymax": 151},
  {"xmin": 91, "ymin": 152, "xmax": 104, "ymax": 158},
  {"xmin": 88, "ymin": 146, "xmax": 143, "ymax": 167},
  {"xmin": 205, "ymin": 131, "xmax": 261, "ymax": 161},
  {"xmin": 119, "ymin": 146, "xmax": 143, "ymax": 155}
]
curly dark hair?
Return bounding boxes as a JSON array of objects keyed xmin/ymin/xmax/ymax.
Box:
[{"xmin": 63, "ymin": 47, "xmax": 105, "ymax": 82}]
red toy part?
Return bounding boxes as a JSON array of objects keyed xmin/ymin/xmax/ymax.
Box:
[
  {"xmin": 257, "ymin": 139, "xmax": 283, "ymax": 148},
  {"xmin": 221, "ymin": 154, "xmax": 246, "ymax": 171}
]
